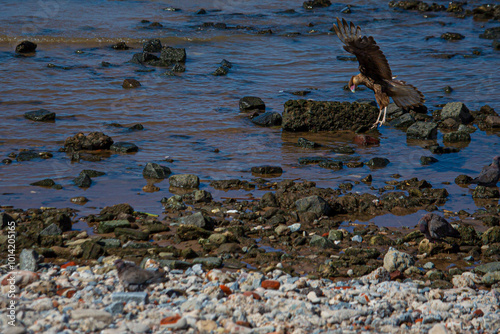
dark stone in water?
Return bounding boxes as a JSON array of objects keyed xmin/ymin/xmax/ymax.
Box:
[
  {"xmin": 45, "ymin": 213, "xmax": 72, "ymax": 232},
  {"xmin": 112, "ymin": 42, "xmax": 130, "ymax": 50},
  {"xmin": 251, "ymin": 112, "xmax": 282, "ymax": 126},
  {"xmin": 318, "ymin": 160, "xmax": 343, "ymax": 170},
  {"xmin": 74, "ymin": 173, "xmax": 92, "ymax": 188},
  {"xmin": 493, "ymin": 40, "xmax": 500, "ymax": 50},
  {"xmin": 111, "ymin": 142, "xmax": 139, "ymax": 153},
  {"xmin": 239, "ymin": 96, "xmax": 265, "ymax": 112},
  {"xmin": 303, "ymin": 0, "xmax": 331, "ymax": 9},
  {"xmin": 220, "ymin": 59, "xmax": 232, "ymax": 68},
  {"xmin": 428, "ymin": 145, "xmax": 460, "ymax": 154},
  {"xmin": 251, "ymin": 166, "xmax": 283, "ymax": 175},
  {"xmin": 30, "ymin": 179, "xmax": 55, "ymax": 187},
  {"xmin": 64, "ymin": 132, "xmax": 113, "ymax": 151},
  {"xmin": 455, "ymin": 174, "xmax": 473, "ymax": 185},
  {"xmin": 80, "ymin": 170, "xmax": 105, "ymax": 177},
  {"xmin": 122, "ymin": 79, "xmax": 141, "ymax": 89},
  {"xmin": 170, "ymin": 174, "xmax": 200, "ymax": 188},
  {"xmin": 443, "ymin": 130, "xmax": 471, "ymax": 143},
  {"xmin": 473, "ymin": 186, "xmax": 500, "ymax": 199},
  {"xmin": 290, "ymin": 90, "xmax": 311, "ymax": 96},
  {"xmin": 148, "ymin": 22, "xmax": 163, "ymax": 28},
  {"xmin": 366, "ymin": 157, "xmax": 390, "ymax": 168},
  {"xmin": 212, "ymin": 66, "xmax": 229, "ymax": 76},
  {"xmin": 2, "ymin": 158, "xmax": 12, "ymax": 164},
  {"xmin": 130, "ymin": 52, "xmax": 159, "ymax": 64},
  {"xmin": 406, "ymin": 121, "xmax": 438, "ymax": 140},
  {"xmin": 15, "ymin": 41, "xmax": 37, "ymax": 53},
  {"xmin": 390, "ymin": 113, "xmax": 415, "ymax": 128},
  {"xmin": 196, "ymin": 8, "xmax": 207, "ymax": 14},
  {"xmin": 160, "ymin": 46, "xmax": 186, "ymax": 65},
  {"xmin": 143, "ymin": 39, "xmax": 162, "ymax": 52},
  {"xmin": 24, "ymin": 109, "xmax": 55, "ymax": 122},
  {"xmin": 298, "ymin": 157, "xmax": 328, "ymax": 165},
  {"xmin": 172, "ymin": 63, "xmax": 185, "ymax": 72},
  {"xmin": 444, "ymin": 86, "xmax": 453, "ymax": 93},
  {"xmin": 332, "ymin": 146, "xmax": 355, "ymax": 154},
  {"xmin": 361, "ymin": 174, "xmax": 372, "ymax": 183},
  {"xmin": 420, "ymin": 156, "xmax": 438, "ymax": 165},
  {"xmin": 297, "ymin": 137, "xmax": 320, "ymax": 148},
  {"xmin": 143, "ymin": 162, "xmax": 171, "ymax": 179},
  {"xmin": 479, "ymin": 27, "xmax": 500, "ymax": 39},
  {"xmin": 16, "ymin": 150, "xmax": 39, "ymax": 161},
  {"xmin": 441, "ymin": 32, "xmax": 465, "ymax": 41},
  {"xmin": 129, "ymin": 124, "xmax": 144, "ymax": 131},
  {"xmin": 282, "ymin": 100, "xmax": 378, "ymax": 132}
]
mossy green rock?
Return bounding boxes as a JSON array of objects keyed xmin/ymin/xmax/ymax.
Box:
[{"xmin": 482, "ymin": 226, "xmax": 500, "ymax": 244}]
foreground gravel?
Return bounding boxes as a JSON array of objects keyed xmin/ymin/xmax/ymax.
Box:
[{"xmin": 1, "ymin": 258, "xmax": 499, "ymax": 334}]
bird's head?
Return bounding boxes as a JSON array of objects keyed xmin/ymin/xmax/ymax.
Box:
[
  {"xmin": 348, "ymin": 75, "xmax": 362, "ymax": 93},
  {"xmin": 114, "ymin": 259, "xmax": 125, "ymax": 272}
]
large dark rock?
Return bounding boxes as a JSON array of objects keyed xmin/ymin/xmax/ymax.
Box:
[
  {"xmin": 297, "ymin": 138, "xmax": 320, "ymax": 148},
  {"xmin": 30, "ymin": 179, "xmax": 55, "ymax": 187},
  {"xmin": 282, "ymin": 100, "xmax": 378, "ymax": 132},
  {"xmin": 81, "ymin": 241, "xmax": 105, "ymax": 259},
  {"xmin": 407, "ymin": 122, "xmax": 438, "ymax": 140},
  {"xmin": 479, "ymin": 27, "xmax": 500, "ymax": 39},
  {"xmin": 482, "ymin": 227, "xmax": 500, "ymax": 244},
  {"xmin": 251, "ymin": 112, "xmax": 282, "ymax": 126},
  {"xmin": 130, "ymin": 52, "xmax": 159, "ymax": 64},
  {"xmin": 179, "ymin": 212, "xmax": 214, "ymax": 230},
  {"xmin": 440, "ymin": 102, "xmax": 473, "ymax": 124},
  {"xmin": 390, "ymin": 113, "xmax": 415, "ymax": 128},
  {"xmin": 295, "ymin": 195, "xmax": 333, "ymax": 216},
  {"xmin": 24, "ymin": 109, "xmax": 55, "ymax": 122},
  {"xmin": 441, "ymin": 32, "xmax": 465, "ymax": 41},
  {"xmin": 473, "ymin": 186, "xmax": 500, "ymax": 199},
  {"xmin": 239, "ymin": 96, "xmax": 265, "ymax": 112},
  {"xmin": 112, "ymin": 42, "xmax": 130, "ymax": 50},
  {"xmin": 142, "ymin": 163, "xmax": 171, "ymax": 179},
  {"xmin": 63, "ymin": 132, "xmax": 113, "ymax": 151},
  {"xmin": 443, "ymin": 130, "xmax": 471, "ymax": 143},
  {"xmin": 122, "ymin": 79, "xmax": 141, "ymax": 88},
  {"xmin": 45, "ymin": 213, "xmax": 72, "ymax": 232},
  {"xmin": 17, "ymin": 150, "xmax": 40, "ymax": 161},
  {"xmin": 420, "ymin": 156, "xmax": 439, "ymax": 165},
  {"xmin": 160, "ymin": 46, "xmax": 186, "ymax": 64},
  {"xmin": 251, "ymin": 166, "xmax": 283, "ymax": 175},
  {"xmin": 143, "ymin": 39, "xmax": 162, "ymax": 52},
  {"xmin": 366, "ymin": 157, "xmax": 390, "ymax": 168},
  {"xmin": 15, "ymin": 41, "xmax": 37, "ymax": 53}
]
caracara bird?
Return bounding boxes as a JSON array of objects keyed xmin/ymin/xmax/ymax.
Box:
[
  {"xmin": 333, "ymin": 18, "xmax": 425, "ymax": 128},
  {"xmin": 114, "ymin": 259, "xmax": 168, "ymax": 291},
  {"xmin": 470, "ymin": 156, "xmax": 500, "ymax": 187},
  {"xmin": 418, "ymin": 213, "xmax": 460, "ymax": 242}
]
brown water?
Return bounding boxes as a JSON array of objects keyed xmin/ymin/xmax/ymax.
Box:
[{"xmin": 0, "ymin": 0, "xmax": 499, "ymax": 227}]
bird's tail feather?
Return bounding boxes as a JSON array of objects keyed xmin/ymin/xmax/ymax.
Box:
[{"xmin": 386, "ymin": 79, "xmax": 425, "ymax": 109}]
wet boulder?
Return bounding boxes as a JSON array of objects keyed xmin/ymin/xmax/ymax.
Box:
[
  {"xmin": 30, "ymin": 179, "xmax": 56, "ymax": 187},
  {"xmin": 239, "ymin": 96, "xmax": 265, "ymax": 112},
  {"xmin": 420, "ymin": 156, "xmax": 438, "ymax": 165},
  {"xmin": 443, "ymin": 130, "xmax": 471, "ymax": 143},
  {"xmin": 366, "ymin": 157, "xmax": 390, "ymax": 168},
  {"xmin": 112, "ymin": 42, "xmax": 130, "ymax": 50},
  {"xmin": 282, "ymin": 100, "xmax": 378, "ymax": 132},
  {"xmin": 406, "ymin": 121, "xmax": 438, "ymax": 140},
  {"xmin": 472, "ymin": 186, "xmax": 500, "ymax": 199},
  {"xmin": 295, "ymin": 195, "xmax": 333, "ymax": 216},
  {"xmin": 143, "ymin": 39, "xmax": 162, "ymax": 52},
  {"xmin": 176, "ymin": 225, "xmax": 211, "ymax": 241},
  {"xmin": 310, "ymin": 235, "xmax": 337, "ymax": 249},
  {"xmin": 479, "ymin": 27, "xmax": 500, "ymax": 39},
  {"xmin": 440, "ymin": 102, "xmax": 473, "ymax": 124},
  {"xmin": 81, "ymin": 241, "xmax": 105, "ymax": 259},
  {"xmin": 24, "ymin": 109, "xmax": 55, "ymax": 122},
  {"xmin": 110, "ymin": 142, "xmax": 138, "ymax": 153},
  {"xmin": 159, "ymin": 46, "xmax": 186, "ymax": 66},
  {"xmin": 169, "ymin": 174, "xmax": 200, "ymax": 188},
  {"xmin": 130, "ymin": 52, "xmax": 159, "ymax": 64},
  {"xmin": 390, "ymin": 113, "xmax": 415, "ymax": 128},
  {"xmin": 297, "ymin": 138, "xmax": 320, "ymax": 148},
  {"xmin": 251, "ymin": 112, "xmax": 282, "ymax": 126},
  {"xmin": 179, "ymin": 212, "xmax": 214, "ymax": 230},
  {"xmin": 16, "ymin": 41, "xmax": 37, "ymax": 53},
  {"xmin": 73, "ymin": 173, "xmax": 92, "ymax": 188},
  {"xmin": 303, "ymin": 0, "xmax": 331, "ymax": 9},
  {"xmin": 142, "ymin": 163, "xmax": 171, "ymax": 179},
  {"xmin": 251, "ymin": 166, "xmax": 282, "ymax": 176},
  {"xmin": 63, "ymin": 132, "xmax": 113, "ymax": 151},
  {"xmin": 441, "ymin": 32, "xmax": 465, "ymax": 41}
]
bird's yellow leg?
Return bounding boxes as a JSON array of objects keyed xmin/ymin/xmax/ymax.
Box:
[{"xmin": 371, "ymin": 108, "xmax": 383, "ymax": 129}]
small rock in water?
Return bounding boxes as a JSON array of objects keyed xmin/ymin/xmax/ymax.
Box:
[
  {"xmin": 16, "ymin": 40, "xmax": 37, "ymax": 53},
  {"xmin": 441, "ymin": 32, "xmax": 465, "ymax": 40},
  {"xmin": 297, "ymin": 137, "xmax": 320, "ymax": 148},
  {"xmin": 110, "ymin": 142, "xmax": 139, "ymax": 153},
  {"xmin": 30, "ymin": 179, "xmax": 55, "ymax": 187},
  {"xmin": 142, "ymin": 162, "xmax": 171, "ymax": 179},
  {"xmin": 196, "ymin": 8, "xmax": 207, "ymax": 14},
  {"xmin": 444, "ymin": 86, "xmax": 453, "ymax": 93},
  {"xmin": 24, "ymin": 109, "xmax": 56, "ymax": 122},
  {"xmin": 212, "ymin": 65, "xmax": 229, "ymax": 76},
  {"xmin": 239, "ymin": 96, "xmax": 265, "ymax": 112},
  {"xmin": 74, "ymin": 173, "xmax": 92, "ymax": 188},
  {"xmin": 143, "ymin": 39, "xmax": 162, "ymax": 52},
  {"xmin": 420, "ymin": 156, "xmax": 439, "ymax": 165},
  {"xmin": 366, "ymin": 157, "xmax": 390, "ymax": 168},
  {"xmin": 407, "ymin": 122, "xmax": 438, "ymax": 140},
  {"xmin": 169, "ymin": 174, "xmax": 200, "ymax": 188},
  {"xmin": 303, "ymin": 0, "xmax": 331, "ymax": 10},
  {"xmin": 122, "ymin": 78, "xmax": 141, "ymax": 88},
  {"xmin": 251, "ymin": 112, "xmax": 282, "ymax": 126},
  {"xmin": 112, "ymin": 42, "xmax": 130, "ymax": 50},
  {"xmin": 251, "ymin": 165, "xmax": 283, "ymax": 176}
]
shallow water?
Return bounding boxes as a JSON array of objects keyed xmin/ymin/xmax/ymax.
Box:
[{"xmin": 0, "ymin": 0, "xmax": 499, "ymax": 226}]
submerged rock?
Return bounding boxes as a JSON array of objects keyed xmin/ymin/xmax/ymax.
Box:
[
  {"xmin": 251, "ymin": 166, "xmax": 283, "ymax": 175},
  {"xmin": 282, "ymin": 100, "xmax": 377, "ymax": 132},
  {"xmin": 366, "ymin": 157, "xmax": 390, "ymax": 168},
  {"xmin": 110, "ymin": 142, "xmax": 138, "ymax": 153},
  {"xmin": 24, "ymin": 109, "xmax": 55, "ymax": 122},
  {"xmin": 122, "ymin": 79, "xmax": 141, "ymax": 88},
  {"xmin": 297, "ymin": 138, "xmax": 320, "ymax": 148},
  {"xmin": 472, "ymin": 186, "xmax": 500, "ymax": 199},
  {"xmin": 443, "ymin": 130, "xmax": 471, "ymax": 143},
  {"xmin": 441, "ymin": 32, "xmax": 465, "ymax": 41},
  {"xmin": 420, "ymin": 156, "xmax": 438, "ymax": 165}
]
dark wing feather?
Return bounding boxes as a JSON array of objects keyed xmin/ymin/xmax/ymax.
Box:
[{"xmin": 333, "ymin": 18, "xmax": 393, "ymax": 81}]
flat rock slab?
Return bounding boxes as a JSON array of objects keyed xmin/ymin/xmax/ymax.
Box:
[
  {"xmin": 282, "ymin": 100, "xmax": 378, "ymax": 132},
  {"xmin": 24, "ymin": 109, "xmax": 55, "ymax": 122}
]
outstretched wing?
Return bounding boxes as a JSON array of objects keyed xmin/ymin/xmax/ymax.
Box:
[
  {"xmin": 387, "ymin": 79, "xmax": 425, "ymax": 108},
  {"xmin": 333, "ymin": 18, "xmax": 393, "ymax": 82}
]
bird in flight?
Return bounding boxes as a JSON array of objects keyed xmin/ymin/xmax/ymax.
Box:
[{"xmin": 333, "ymin": 18, "xmax": 425, "ymax": 128}]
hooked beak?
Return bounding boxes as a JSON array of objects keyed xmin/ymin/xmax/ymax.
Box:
[{"xmin": 350, "ymin": 85, "xmax": 356, "ymax": 93}]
